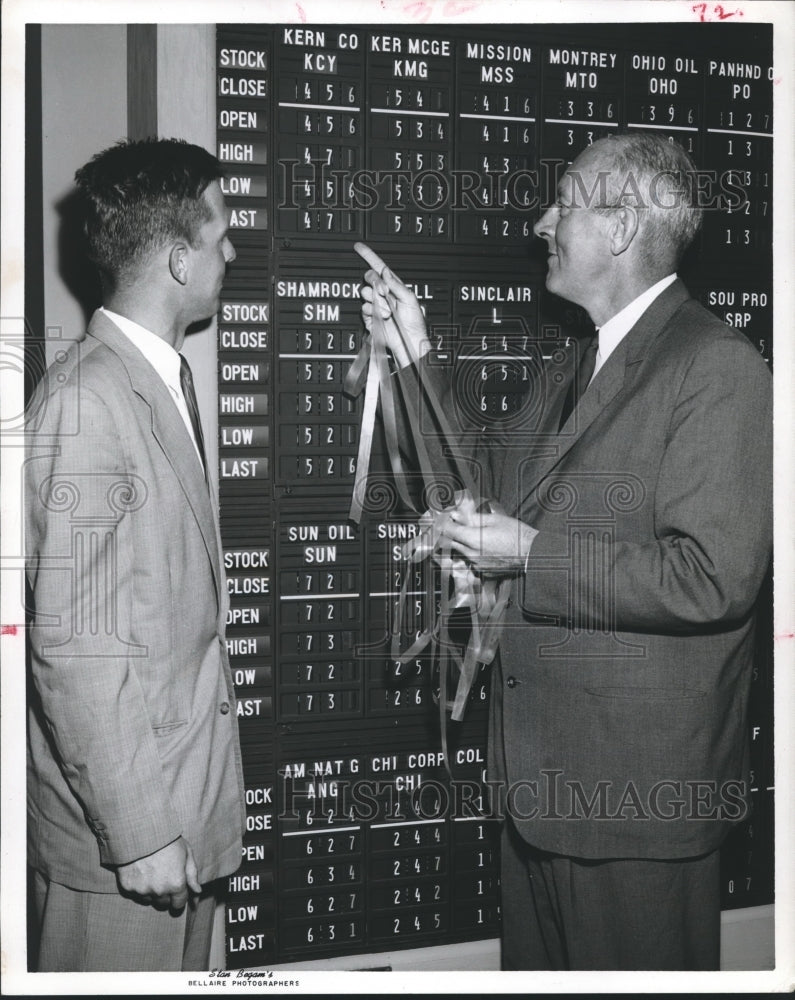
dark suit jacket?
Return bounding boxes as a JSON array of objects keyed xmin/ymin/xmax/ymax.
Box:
[
  {"xmin": 26, "ymin": 311, "xmax": 246, "ymax": 891},
  {"xmin": 401, "ymin": 279, "xmax": 772, "ymax": 860}
]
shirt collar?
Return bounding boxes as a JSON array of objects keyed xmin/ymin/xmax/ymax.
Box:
[
  {"xmin": 100, "ymin": 306, "xmax": 181, "ymax": 391},
  {"xmin": 596, "ymin": 274, "xmax": 677, "ymax": 363}
]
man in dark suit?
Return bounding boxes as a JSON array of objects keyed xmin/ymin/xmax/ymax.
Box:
[
  {"xmin": 26, "ymin": 138, "xmax": 245, "ymax": 971},
  {"xmin": 357, "ymin": 132, "xmax": 772, "ymax": 969}
]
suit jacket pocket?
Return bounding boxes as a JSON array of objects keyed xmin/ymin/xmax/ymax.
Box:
[
  {"xmin": 584, "ymin": 686, "xmax": 707, "ymax": 701},
  {"xmin": 579, "ymin": 686, "xmax": 712, "ymax": 788},
  {"xmin": 151, "ymin": 720, "xmax": 189, "ymax": 756}
]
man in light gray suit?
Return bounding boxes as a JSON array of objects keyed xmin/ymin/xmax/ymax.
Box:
[
  {"xmin": 26, "ymin": 138, "xmax": 245, "ymax": 971},
  {"xmin": 358, "ymin": 133, "xmax": 772, "ymax": 969}
]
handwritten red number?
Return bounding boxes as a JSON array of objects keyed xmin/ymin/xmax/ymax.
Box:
[{"xmin": 693, "ymin": 2, "xmax": 741, "ymax": 21}]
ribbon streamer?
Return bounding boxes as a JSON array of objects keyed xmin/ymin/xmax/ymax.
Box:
[
  {"xmin": 399, "ymin": 494, "xmax": 512, "ymax": 721},
  {"xmin": 346, "ymin": 313, "xmax": 412, "ymax": 521},
  {"xmin": 345, "ymin": 300, "xmax": 512, "ymax": 765}
]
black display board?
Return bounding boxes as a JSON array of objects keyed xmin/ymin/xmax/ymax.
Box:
[{"xmin": 215, "ymin": 22, "xmax": 774, "ymax": 966}]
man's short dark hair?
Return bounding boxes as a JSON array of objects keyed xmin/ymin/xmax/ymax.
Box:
[{"xmin": 74, "ymin": 137, "xmax": 224, "ymax": 289}]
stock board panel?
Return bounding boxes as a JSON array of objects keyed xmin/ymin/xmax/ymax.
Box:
[{"xmin": 215, "ymin": 22, "xmax": 774, "ymax": 967}]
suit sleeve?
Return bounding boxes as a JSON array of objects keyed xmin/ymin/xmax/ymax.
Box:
[
  {"xmin": 524, "ymin": 335, "xmax": 773, "ymax": 631},
  {"xmin": 27, "ymin": 382, "xmax": 182, "ymax": 866}
]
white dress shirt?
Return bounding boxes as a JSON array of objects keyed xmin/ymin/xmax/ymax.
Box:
[
  {"xmin": 590, "ymin": 273, "xmax": 677, "ymax": 383},
  {"xmin": 100, "ymin": 307, "xmax": 203, "ymax": 464}
]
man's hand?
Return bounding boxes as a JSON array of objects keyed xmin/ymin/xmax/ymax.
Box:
[
  {"xmin": 116, "ymin": 836, "xmax": 201, "ymax": 911},
  {"xmin": 354, "ymin": 242, "xmax": 430, "ymax": 367},
  {"xmin": 439, "ymin": 503, "xmax": 539, "ymax": 577}
]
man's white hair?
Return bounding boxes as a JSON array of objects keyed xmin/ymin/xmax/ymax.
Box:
[{"xmin": 588, "ymin": 132, "xmax": 704, "ymax": 266}]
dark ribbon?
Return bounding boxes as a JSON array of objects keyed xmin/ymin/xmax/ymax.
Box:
[{"xmin": 345, "ymin": 310, "xmax": 512, "ymax": 771}]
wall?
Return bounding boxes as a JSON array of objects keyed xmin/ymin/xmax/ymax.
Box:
[{"xmin": 41, "ymin": 24, "xmax": 127, "ymax": 357}]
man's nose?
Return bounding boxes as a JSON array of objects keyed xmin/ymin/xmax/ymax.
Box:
[
  {"xmin": 225, "ymin": 238, "xmax": 236, "ymax": 264},
  {"xmin": 533, "ymin": 204, "xmax": 557, "ymax": 240}
]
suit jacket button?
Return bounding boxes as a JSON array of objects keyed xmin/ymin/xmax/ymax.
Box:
[
  {"xmin": 220, "ymin": 701, "xmax": 230, "ymax": 714},
  {"xmin": 506, "ymin": 676, "xmax": 517, "ymax": 688}
]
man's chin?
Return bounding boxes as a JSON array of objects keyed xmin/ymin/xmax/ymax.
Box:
[{"xmin": 187, "ymin": 303, "xmax": 221, "ymax": 332}]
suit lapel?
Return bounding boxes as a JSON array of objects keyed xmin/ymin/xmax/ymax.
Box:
[
  {"xmin": 87, "ymin": 311, "xmax": 224, "ymax": 607},
  {"xmin": 544, "ymin": 338, "xmax": 628, "ymax": 464},
  {"xmin": 513, "ymin": 279, "xmax": 692, "ymax": 514},
  {"xmin": 492, "ymin": 380, "xmax": 561, "ymax": 512}
]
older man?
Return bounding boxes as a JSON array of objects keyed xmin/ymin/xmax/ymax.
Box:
[
  {"xmin": 26, "ymin": 139, "xmax": 244, "ymax": 971},
  {"xmin": 357, "ymin": 133, "xmax": 772, "ymax": 969}
]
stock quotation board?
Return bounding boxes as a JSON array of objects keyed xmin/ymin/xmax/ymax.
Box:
[{"xmin": 214, "ymin": 22, "xmax": 774, "ymax": 966}]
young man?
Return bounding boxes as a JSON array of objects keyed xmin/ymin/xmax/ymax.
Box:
[{"xmin": 26, "ymin": 138, "xmax": 244, "ymax": 971}]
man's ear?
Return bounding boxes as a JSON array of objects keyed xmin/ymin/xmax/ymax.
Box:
[
  {"xmin": 609, "ymin": 206, "xmax": 639, "ymax": 256},
  {"xmin": 169, "ymin": 243, "xmax": 189, "ymax": 285}
]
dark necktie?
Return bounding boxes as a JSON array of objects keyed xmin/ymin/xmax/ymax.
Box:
[
  {"xmin": 179, "ymin": 354, "xmax": 207, "ymax": 473},
  {"xmin": 558, "ymin": 335, "xmax": 599, "ymax": 431}
]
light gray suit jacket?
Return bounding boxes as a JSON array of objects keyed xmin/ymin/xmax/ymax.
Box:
[{"xmin": 26, "ymin": 310, "xmax": 246, "ymax": 892}]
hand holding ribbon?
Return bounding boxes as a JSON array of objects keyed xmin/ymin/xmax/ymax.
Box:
[
  {"xmin": 397, "ymin": 490, "xmax": 513, "ymax": 727},
  {"xmin": 355, "ymin": 242, "xmax": 430, "ymax": 368},
  {"xmin": 439, "ymin": 499, "xmax": 538, "ymax": 577},
  {"xmin": 346, "ymin": 244, "xmax": 515, "ymax": 745}
]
